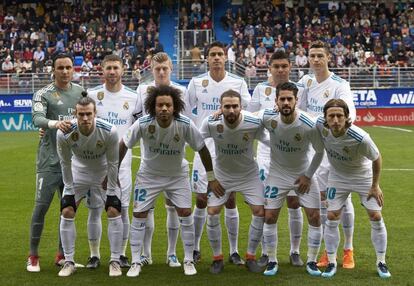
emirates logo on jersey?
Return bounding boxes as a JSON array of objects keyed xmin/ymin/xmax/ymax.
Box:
[
  {"xmin": 294, "ymin": 133, "xmax": 302, "ymax": 142},
  {"xmin": 217, "ymin": 124, "xmax": 224, "ymax": 133},
  {"xmin": 202, "ymin": 79, "xmax": 209, "ymax": 87},
  {"xmin": 271, "ymin": 120, "xmax": 278, "ymax": 129},
  {"xmin": 123, "ymin": 102, "xmax": 129, "ymax": 110},
  {"xmin": 265, "ymin": 87, "xmax": 272, "ymax": 96}
]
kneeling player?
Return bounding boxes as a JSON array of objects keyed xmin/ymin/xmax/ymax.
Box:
[
  {"xmin": 260, "ymin": 82, "xmax": 324, "ymax": 276},
  {"xmin": 119, "ymin": 85, "xmax": 223, "ymax": 277},
  {"xmin": 57, "ymin": 95, "xmax": 123, "ymax": 277},
  {"xmin": 316, "ymin": 99, "xmax": 391, "ymax": 279},
  {"xmin": 200, "ymin": 90, "xmax": 267, "ymax": 274}
]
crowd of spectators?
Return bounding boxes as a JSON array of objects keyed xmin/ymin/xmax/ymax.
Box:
[
  {"xmin": 178, "ymin": 0, "xmax": 212, "ymax": 30},
  {"xmin": 222, "ymin": 0, "xmax": 414, "ymax": 77},
  {"xmin": 0, "ymin": 0, "xmax": 163, "ymax": 80}
]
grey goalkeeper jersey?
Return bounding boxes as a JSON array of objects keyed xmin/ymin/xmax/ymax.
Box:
[{"xmin": 32, "ymin": 82, "xmax": 84, "ymax": 173}]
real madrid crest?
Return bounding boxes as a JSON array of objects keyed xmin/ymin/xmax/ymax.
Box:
[
  {"xmin": 265, "ymin": 87, "xmax": 272, "ymax": 96},
  {"xmin": 147, "ymin": 86, "xmax": 155, "ymax": 94},
  {"xmin": 148, "ymin": 125, "xmax": 155, "ymax": 134},
  {"xmin": 96, "ymin": 140, "xmax": 104, "ymax": 148},
  {"xmin": 271, "ymin": 120, "xmax": 278, "ymax": 129},
  {"xmin": 71, "ymin": 132, "xmax": 79, "ymax": 142},
  {"xmin": 97, "ymin": 91, "xmax": 104, "ymax": 101},
  {"xmin": 307, "ymin": 79, "xmax": 312, "ymax": 88},
  {"xmin": 243, "ymin": 132, "xmax": 249, "ymax": 141},
  {"xmin": 343, "ymin": 146, "xmax": 350, "ymax": 154},
  {"xmin": 123, "ymin": 101, "xmax": 129, "ymax": 110},
  {"xmin": 323, "ymin": 90, "xmax": 330, "ymax": 98},
  {"xmin": 322, "ymin": 128, "xmax": 329, "ymax": 137},
  {"xmin": 294, "ymin": 133, "xmax": 302, "ymax": 142},
  {"xmin": 217, "ymin": 124, "xmax": 224, "ymax": 133},
  {"xmin": 52, "ymin": 92, "xmax": 60, "ymax": 98},
  {"xmin": 174, "ymin": 134, "xmax": 180, "ymax": 142},
  {"xmin": 202, "ymin": 79, "xmax": 209, "ymax": 88}
]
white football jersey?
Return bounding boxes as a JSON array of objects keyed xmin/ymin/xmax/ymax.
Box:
[
  {"xmin": 88, "ymin": 84, "xmax": 142, "ymax": 138},
  {"xmin": 248, "ymin": 80, "xmax": 304, "ymax": 159},
  {"xmin": 123, "ymin": 114, "xmax": 205, "ymax": 177},
  {"xmin": 316, "ymin": 117, "xmax": 380, "ymax": 188},
  {"xmin": 57, "ymin": 118, "xmax": 119, "ymax": 192},
  {"xmin": 260, "ymin": 108, "xmax": 324, "ymax": 188},
  {"xmin": 200, "ymin": 110, "xmax": 265, "ymax": 180},
  {"xmin": 137, "ymin": 81, "xmax": 188, "ymax": 116},
  {"xmin": 297, "ymin": 72, "xmax": 356, "ymax": 121}
]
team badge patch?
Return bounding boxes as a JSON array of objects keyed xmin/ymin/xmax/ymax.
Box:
[
  {"xmin": 147, "ymin": 86, "xmax": 155, "ymax": 94},
  {"xmin": 33, "ymin": 102, "xmax": 43, "ymax": 112},
  {"xmin": 343, "ymin": 146, "xmax": 350, "ymax": 154},
  {"xmin": 243, "ymin": 133, "xmax": 249, "ymax": 141},
  {"xmin": 71, "ymin": 132, "xmax": 79, "ymax": 142},
  {"xmin": 265, "ymin": 87, "xmax": 272, "ymax": 96},
  {"xmin": 322, "ymin": 128, "xmax": 329, "ymax": 137},
  {"xmin": 174, "ymin": 134, "xmax": 180, "ymax": 142},
  {"xmin": 123, "ymin": 102, "xmax": 129, "ymax": 110},
  {"xmin": 97, "ymin": 91, "xmax": 104, "ymax": 101},
  {"xmin": 323, "ymin": 90, "xmax": 330, "ymax": 98},
  {"xmin": 96, "ymin": 140, "xmax": 104, "ymax": 148},
  {"xmin": 148, "ymin": 125, "xmax": 155, "ymax": 134},
  {"xmin": 271, "ymin": 120, "xmax": 278, "ymax": 129},
  {"xmin": 307, "ymin": 79, "xmax": 312, "ymax": 87},
  {"xmin": 217, "ymin": 124, "xmax": 224, "ymax": 133},
  {"xmin": 52, "ymin": 92, "xmax": 60, "ymax": 98},
  {"xmin": 294, "ymin": 133, "xmax": 302, "ymax": 142},
  {"xmin": 202, "ymin": 79, "xmax": 209, "ymax": 87}
]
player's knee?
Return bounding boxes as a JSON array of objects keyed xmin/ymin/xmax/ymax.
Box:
[
  {"xmin": 286, "ymin": 196, "xmax": 300, "ymax": 208},
  {"xmin": 133, "ymin": 211, "xmax": 148, "ymax": 218},
  {"xmin": 196, "ymin": 194, "xmax": 208, "ymax": 208},
  {"xmin": 368, "ymin": 210, "xmax": 382, "ymax": 221},
  {"xmin": 264, "ymin": 211, "xmax": 277, "ymax": 224},
  {"xmin": 176, "ymin": 208, "xmax": 192, "ymax": 217},
  {"xmin": 61, "ymin": 195, "xmax": 77, "ymax": 217},
  {"xmin": 327, "ymin": 210, "xmax": 341, "ymax": 221},
  {"xmin": 306, "ymin": 209, "xmax": 321, "ymax": 226},
  {"xmin": 207, "ymin": 206, "xmax": 221, "ymax": 216},
  {"xmin": 251, "ymin": 205, "xmax": 264, "ymax": 217},
  {"xmin": 320, "ymin": 191, "xmax": 327, "ymax": 201},
  {"xmin": 105, "ymin": 195, "xmax": 121, "ymax": 217}
]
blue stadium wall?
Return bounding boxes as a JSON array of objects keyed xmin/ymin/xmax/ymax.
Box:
[{"xmin": 1, "ymin": 88, "xmax": 414, "ymax": 131}]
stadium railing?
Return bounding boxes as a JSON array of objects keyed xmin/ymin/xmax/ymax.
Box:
[{"xmin": 1, "ymin": 60, "xmax": 413, "ymax": 93}]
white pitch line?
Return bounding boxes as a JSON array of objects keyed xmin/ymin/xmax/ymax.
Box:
[
  {"xmin": 383, "ymin": 168, "xmax": 414, "ymax": 171},
  {"xmin": 133, "ymin": 146, "xmax": 141, "ymax": 149},
  {"xmin": 374, "ymin": 126, "xmax": 413, "ymax": 133}
]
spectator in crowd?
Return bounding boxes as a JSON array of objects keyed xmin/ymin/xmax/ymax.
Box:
[
  {"xmin": 245, "ymin": 61, "xmax": 257, "ymax": 78},
  {"xmin": 244, "ymin": 44, "xmax": 256, "ymax": 64},
  {"xmin": 2, "ymin": 56, "xmax": 14, "ymax": 73},
  {"xmin": 295, "ymin": 50, "xmax": 308, "ymax": 68}
]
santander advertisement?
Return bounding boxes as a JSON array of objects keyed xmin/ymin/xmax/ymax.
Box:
[{"xmin": 352, "ymin": 89, "xmax": 414, "ymax": 126}]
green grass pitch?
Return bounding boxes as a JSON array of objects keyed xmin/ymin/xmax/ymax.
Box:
[{"xmin": 1, "ymin": 126, "xmax": 413, "ymax": 286}]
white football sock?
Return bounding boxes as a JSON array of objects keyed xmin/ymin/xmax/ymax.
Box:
[
  {"xmin": 341, "ymin": 198, "xmax": 354, "ymax": 250},
  {"xmin": 371, "ymin": 218, "xmax": 387, "ymax": 264},
  {"xmin": 263, "ymin": 222, "xmax": 278, "ymax": 263},
  {"xmin": 179, "ymin": 215, "xmax": 195, "ymax": 262},
  {"xmin": 87, "ymin": 207, "xmax": 103, "ymax": 259},
  {"xmin": 307, "ymin": 224, "xmax": 322, "ymax": 263},
  {"xmin": 207, "ymin": 214, "xmax": 222, "ymax": 257},
  {"xmin": 225, "ymin": 207, "xmax": 239, "ymax": 255},
  {"xmin": 121, "ymin": 206, "xmax": 130, "ymax": 256},
  {"xmin": 324, "ymin": 219, "xmax": 340, "ymax": 265},
  {"xmin": 107, "ymin": 215, "xmax": 122, "ymax": 262},
  {"xmin": 193, "ymin": 206, "xmax": 206, "ymax": 251},
  {"xmin": 166, "ymin": 205, "xmax": 180, "ymax": 256},
  {"xmin": 247, "ymin": 215, "xmax": 264, "ymax": 255},
  {"xmin": 60, "ymin": 216, "xmax": 76, "ymax": 263},
  {"xmin": 288, "ymin": 207, "xmax": 303, "ymax": 254},
  {"xmin": 130, "ymin": 216, "xmax": 147, "ymax": 264},
  {"xmin": 143, "ymin": 208, "xmax": 154, "ymax": 258}
]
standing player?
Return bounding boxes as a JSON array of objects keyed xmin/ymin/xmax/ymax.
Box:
[
  {"xmin": 119, "ymin": 85, "xmax": 223, "ymax": 277},
  {"xmin": 297, "ymin": 40, "xmax": 357, "ymax": 269},
  {"xmin": 186, "ymin": 41, "xmax": 251, "ymax": 264},
  {"xmin": 28, "ymin": 53, "xmax": 84, "ymax": 272},
  {"xmin": 86, "ymin": 54, "xmax": 142, "ymax": 269},
  {"xmin": 260, "ymin": 82, "xmax": 324, "ymax": 276},
  {"xmin": 136, "ymin": 52, "xmax": 187, "ymax": 267},
  {"xmin": 56, "ymin": 95, "xmax": 123, "ymax": 277},
  {"xmin": 200, "ymin": 90, "xmax": 266, "ymax": 274},
  {"xmin": 247, "ymin": 51, "xmax": 305, "ymax": 267},
  {"xmin": 316, "ymin": 99, "xmax": 391, "ymax": 279}
]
